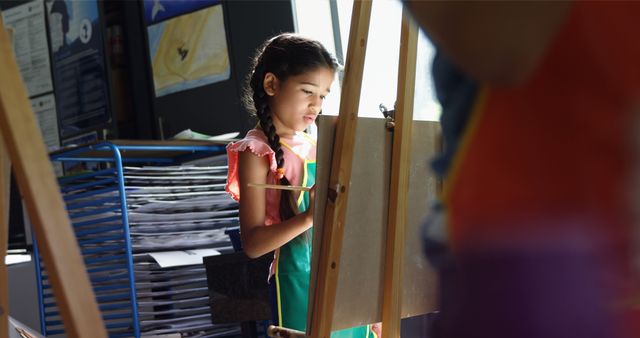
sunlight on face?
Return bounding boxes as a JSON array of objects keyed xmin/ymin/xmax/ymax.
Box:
[{"xmin": 269, "ymin": 67, "xmax": 335, "ymax": 137}]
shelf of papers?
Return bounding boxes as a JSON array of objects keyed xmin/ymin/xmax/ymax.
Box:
[{"xmin": 34, "ymin": 140, "xmax": 241, "ymax": 338}]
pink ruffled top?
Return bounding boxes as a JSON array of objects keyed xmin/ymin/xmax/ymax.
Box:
[{"xmin": 226, "ymin": 128, "xmax": 316, "ymax": 226}]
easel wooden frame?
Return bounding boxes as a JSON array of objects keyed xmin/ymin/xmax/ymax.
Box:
[
  {"xmin": 0, "ymin": 17, "xmax": 107, "ymax": 338},
  {"xmin": 268, "ymin": 1, "xmax": 420, "ymax": 337}
]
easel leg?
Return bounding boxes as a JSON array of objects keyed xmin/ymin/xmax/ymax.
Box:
[
  {"xmin": 310, "ymin": 1, "xmax": 372, "ymax": 337},
  {"xmin": 381, "ymin": 7, "xmax": 419, "ymax": 338},
  {"xmin": 0, "ymin": 132, "xmax": 10, "ymax": 338},
  {"xmin": 0, "ymin": 21, "xmax": 107, "ymax": 338}
]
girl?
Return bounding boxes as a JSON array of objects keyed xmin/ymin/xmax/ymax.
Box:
[{"xmin": 225, "ymin": 34, "xmax": 378, "ymax": 337}]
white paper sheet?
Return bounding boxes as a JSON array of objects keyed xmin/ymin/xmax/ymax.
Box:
[{"xmin": 148, "ymin": 249, "xmax": 220, "ymax": 268}]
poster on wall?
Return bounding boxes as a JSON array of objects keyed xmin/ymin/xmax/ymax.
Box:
[
  {"xmin": 142, "ymin": 0, "xmax": 219, "ymax": 25},
  {"xmin": 146, "ymin": 2, "xmax": 230, "ymax": 98},
  {"xmin": 1, "ymin": 0, "xmax": 54, "ymax": 98},
  {"xmin": 30, "ymin": 94, "xmax": 60, "ymax": 151},
  {"xmin": 31, "ymin": 94, "xmax": 63, "ymax": 176},
  {"xmin": 46, "ymin": 0, "xmax": 110, "ymax": 137}
]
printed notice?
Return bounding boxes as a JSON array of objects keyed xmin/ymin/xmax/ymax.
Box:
[
  {"xmin": 31, "ymin": 94, "xmax": 60, "ymax": 150},
  {"xmin": 2, "ymin": 1, "xmax": 53, "ymax": 97},
  {"xmin": 31, "ymin": 94, "xmax": 62, "ymax": 176}
]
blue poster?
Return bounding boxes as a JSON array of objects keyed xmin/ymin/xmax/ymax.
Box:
[
  {"xmin": 143, "ymin": 0, "xmax": 221, "ymax": 25},
  {"xmin": 46, "ymin": 0, "xmax": 110, "ymax": 137}
]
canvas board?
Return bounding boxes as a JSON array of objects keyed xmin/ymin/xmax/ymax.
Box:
[{"xmin": 308, "ymin": 115, "xmax": 440, "ymax": 332}]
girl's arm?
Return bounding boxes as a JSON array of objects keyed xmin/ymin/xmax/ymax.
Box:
[{"xmin": 237, "ymin": 150, "xmax": 313, "ymax": 258}]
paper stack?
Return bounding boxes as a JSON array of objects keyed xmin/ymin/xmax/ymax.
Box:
[{"xmin": 123, "ymin": 164, "xmax": 241, "ymax": 337}]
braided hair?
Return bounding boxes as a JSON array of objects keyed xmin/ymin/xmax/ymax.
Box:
[{"xmin": 244, "ymin": 33, "xmax": 339, "ymax": 221}]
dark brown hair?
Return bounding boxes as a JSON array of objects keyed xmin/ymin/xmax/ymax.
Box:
[{"xmin": 244, "ymin": 33, "xmax": 339, "ymax": 220}]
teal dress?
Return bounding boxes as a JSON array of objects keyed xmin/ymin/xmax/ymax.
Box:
[
  {"xmin": 227, "ymin": 130, "xmax": 377, "ymax": 337},
  {"xmin": 273, "ymin": 155, "xmax": 377, "ymax": 338}
]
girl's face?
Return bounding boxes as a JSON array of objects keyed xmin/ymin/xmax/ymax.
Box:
[{"xmin": 264, "ymin": 67, "xmax": 335, "ymax": 137}]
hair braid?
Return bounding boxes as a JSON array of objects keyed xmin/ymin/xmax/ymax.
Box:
[
  {"xmin": 252, "ymin": 65, "xmax": 298, "ymax": 220},
  {"xmin": 260, "ymin": 105, "xmax": 283, "ymax": 169}
]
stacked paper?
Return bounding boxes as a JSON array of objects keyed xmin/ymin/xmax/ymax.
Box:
[
  {"xmin": 123, "ymin": 164, "xmax": 240, "ymax": 337},
  {"xmin": 47, "ymin": 163, "xmax": 240, "ymax": 337}
]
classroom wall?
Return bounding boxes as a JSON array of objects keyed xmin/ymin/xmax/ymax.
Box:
[
  {"xmin": 155, "ymin": 1, "xmax": 296, "ymax": 139},
  {"xmin": 123, "ymin": 0, "xmax": 297, "ymax": 140},
  {"xmin": 1, "ymin": 0, "xmax": 297, "ymax": 140}
]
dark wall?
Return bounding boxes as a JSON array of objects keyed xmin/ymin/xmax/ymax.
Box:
[
  {"xmin": 2, "ymin": 0, "xmax": 296, "ymax": 140},
  {"xmin": 0, "ymin": 0, "xmax": 33, "ymax": 11},
  {"xmin": 8, "ymin": 172, "xmax": 28, "ymax": 250},
  {"xmin": 124, "ymin": 0, "xmax": 296, "ymax": 139},
  {"xmin": 223, "ymin": 0, "xmax": 297, "ymax": 134}
]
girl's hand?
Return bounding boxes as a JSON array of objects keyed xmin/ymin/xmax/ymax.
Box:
[
  {"xmin": 371, "ymin": 322, "xmax": 382, "ymax": 337},
  {"xmin": 305, "ymin": 184, "xmax": 316, "ymax": 225}
]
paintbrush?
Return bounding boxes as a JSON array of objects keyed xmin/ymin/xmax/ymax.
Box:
[{"xmin": 247, "ymin": 183, "xmax": 311, "ymax": 192}]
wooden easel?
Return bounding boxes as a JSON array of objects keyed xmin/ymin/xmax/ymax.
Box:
[
  {"xmin": 268, "ymin": 1, "xmax": 421, "ymax": 337},
  {"xmin": 0, "ymin": 16, "xmax": 107, "ymax": 338},
  {"xmin": 311, "ymin": 4, "xmax": 419, "ymax": 338}
]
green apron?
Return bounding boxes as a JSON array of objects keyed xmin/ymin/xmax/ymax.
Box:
[{"xmin": 274, "ymin": 161, "xmax": 377, "ymax": 338}]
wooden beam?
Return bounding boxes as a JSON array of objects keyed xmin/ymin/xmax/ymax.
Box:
[
  {"xmin": 309, "ymin": 1, "xmax": 372, "ymax": 337},
  {"xmin": 381, "ymin": 7, "xmax": 419, "ymax": 338},
  {"xmin": 0, "ymin": 128, "xmax": 10, "ymax": 338},
  {"xmin": 0, "ymin": 22, "xmax": 107, "ymax": 338}
]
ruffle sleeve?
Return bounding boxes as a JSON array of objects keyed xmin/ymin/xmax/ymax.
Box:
[{"xmin": 225, "ymin": 133, "xmax": 277, "ymax": 201}]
